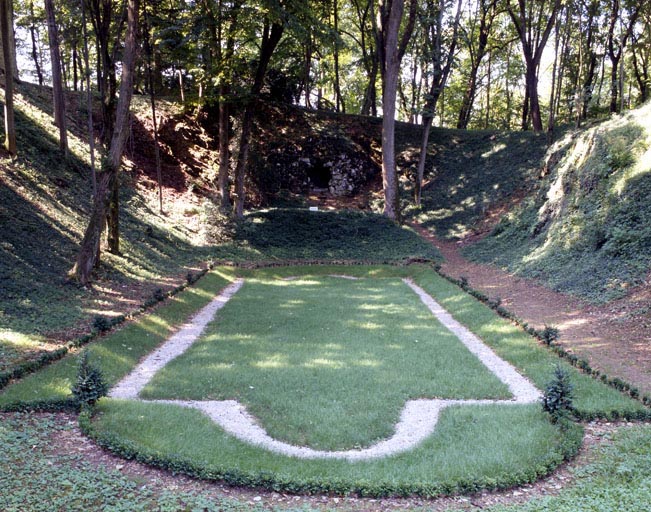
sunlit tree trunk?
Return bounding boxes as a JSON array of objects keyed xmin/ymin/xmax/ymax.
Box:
[
  {"xmin": 45, "ymin": 0, "xmax": 68, "ymax": 154},
  {"xmin": 508, "ymin": 0, "xmax": 562, "ymax": 132},
  {"xmin": 414, "ymin": 0, "xmax": 462, "ymax": 205},
  {"xmin": 71, "ymin": 0, "xmax": 139, "ymax": 285},
  {"xmin": 0, "ymin": 0, "xmax": 15, "ymax": 155},
  {"xmin": 233, "ymin": 19, "xmax": 284, "ymax": 219},
  {"xmin": 375, "ymin": 0, "xmax": 417, "ymax": 220}
]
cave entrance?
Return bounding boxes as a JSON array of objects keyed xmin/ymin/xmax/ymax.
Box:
[{"xmin": 307, "ymin": 160, "xmax": 331, "ymax": 189}]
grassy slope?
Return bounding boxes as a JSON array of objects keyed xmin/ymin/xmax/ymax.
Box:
[
  {"xmin": 0, "ymin": 85, "xmax": 215, "ymax": 340},
  {"xmin": 462, "ymin": 104, "xmax": 651, "ymax": 302},
  {"xmin": 398, "ymin": 125, "xmax": 549, "ymax": 238}
]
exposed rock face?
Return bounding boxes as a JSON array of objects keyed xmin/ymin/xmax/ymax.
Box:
[{"xmin": 248, "ymin": 105, "xmax": 381, "ymax": 203}]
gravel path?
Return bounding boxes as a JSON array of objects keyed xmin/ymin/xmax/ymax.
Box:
[{"xmin": 110, "ymin": 276, "xmax": 541, "ymax": 461}]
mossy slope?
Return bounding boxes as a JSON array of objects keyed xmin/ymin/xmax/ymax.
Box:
[{"xmin": 464, "ymin": 103, "xmax": 651, "ymax": 302}]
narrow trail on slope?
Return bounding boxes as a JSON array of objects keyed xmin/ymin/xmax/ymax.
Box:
[{"xmin": 411, "ymin": 223, "xmax": 651, "ymax": 396}]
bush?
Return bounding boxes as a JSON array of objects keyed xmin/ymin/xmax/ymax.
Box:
[
  {"xmin": 542, "ymin": 365, "xmax": 574, "ymax": 424},
  {"xmin": 71, "ymin": 350, "xmax": 108, "ymax": 408},
  {"xmin": 541, "ymin": 325, "xmax": 560, "ymax": 345},
  {"xmin": 92, "ymin": 315, "xmax": 112, "ymax": 333}
]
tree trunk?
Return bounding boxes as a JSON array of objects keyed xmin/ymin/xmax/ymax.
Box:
[
  {"xmin": 526, "ymin": 64, "xmax": 543, "ymax": 131},
  {"xmin": 144, "ymin": 9, "xmax": 163, "ymax": 212},
  {"xmin": 508, "ymin": 0, "xmax": 562, "ymax": 132},
  {"xmin": 28, "ymin": 1, "xmax": 43, "ymax": 86},
  {"xmin": 377, "ymin": 0, "xmax": 411, "ymax": 220},
  {"xmin": 0, "ymin": 0, "xmax": 15, "ymax": 155},
  {"xmin": 71, "ymin": 0, "xmax": 139, "ymax": 285},
  {"xmin": 457, "ymin": 0, "xmax": 497, "ymax": 130},
  {"xmin": 333, "ymin": 0, "xmax": 343, "ymax": 112},
  {"xmin": 610, "ymin": 54, "xmax": 621, "ymax": 113},
  {"xmin": 81, "ymin": 0, "xmax": 97, "ymax": 195},
  {"xmin": 233, "ymin": 20, "xmax": 284, "ymax": 219},
  {"xmin": 45, "ymin": 0, "xmax": 68, "ymax": 153},
  {"xmin": 72, "ymin": 43, "xmax": 78, "ymax": 91},
  {"xmin": 87, "ymin": 0, "xmax": 120, "ymax": 146},
  {"xmin": 218, "ymin": 85, "xmax": 231, "ymax": 211},
  {"xmin": 414, "ymin": 0, "xmax": 462, "ymax": 203}
]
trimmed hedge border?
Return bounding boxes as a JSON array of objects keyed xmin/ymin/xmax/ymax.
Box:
[
  {"xmin": 436, "ymin": 269, "xmax": 651, "ymax": 420},
  {"xmin": 78, "ymin": 408, "xmax": 583, "ymax": 499},
  {"xmin": 0, "ymin": 266, "xmax": 214, "ymax": 393}
]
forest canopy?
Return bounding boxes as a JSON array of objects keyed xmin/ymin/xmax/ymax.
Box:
[{"xmin": 1, "ymin": 0, "xmax": 649, "ymax": 282}]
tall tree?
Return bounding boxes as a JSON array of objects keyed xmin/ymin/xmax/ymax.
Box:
[
  {"xmin": 45, "ymin": 0, "xmax": 68, "ymax": 153},
  {"xmin": 87, "ymin": 0, "xmax": 126, "ymax": 145},
  {"xmin": 414, "ymin": 0, "xmax": 463, "ymax": 205},
  {"xmin": 457, "ymin": 0, "xmax": 499, "ymax": 129},
  {"xmin": 80, "ymin": 0, "xmax": 97, "ymax": 194},
  {"xmin": 71, "ymin": 0, "xmax": 139, "ymax": 285},
  {"xmin": 631, "ymin": 8, "xmax": 651, "ymax": 104},
  {"xmin": 233, "ymin": 10, "xmax": 285, "ymax": 219},
  {"xmin": 507, "ymin": 0, "xmax": 562, "ymax": 132},
  {"xmin": 0, "ymin": 0, "xmax": 16, "ymax": 155},
  {"xmin": 143, "ymin": 1, "xmax": 163, "ymax": 213},
  {"xmin": 607, "ymin": 0, "xmax": 640, "ymax": 113},
  {"xmin": 351, "ymin": 0, "xmax": 378, "ymax": 116},
  {"xmin": 375, "ymin": 0, "xmax": 417, "ymax": 220}
]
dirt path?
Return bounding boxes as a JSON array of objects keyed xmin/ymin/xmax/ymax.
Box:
[{"xmin": 411, "ymin": 224, "xmax": 651, "ymax": 396}]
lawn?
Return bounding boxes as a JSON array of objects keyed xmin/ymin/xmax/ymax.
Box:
[
  {"xmin": 141, "ymin": 274, "xmax": 510, "ymax": 450},
  {"xmin": 2, "ymin": 264, "xmax": 646, "ymax": 497}
]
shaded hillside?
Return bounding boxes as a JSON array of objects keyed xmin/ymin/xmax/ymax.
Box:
[
  {"xmin": 0, "ymin": 85, "xmax": 217, "ymax": 344},
  {"xmin": 0, "ymin": 85, "xmax": 437, "ymax": 374},
  {"xmin": 246, "ymin": 102, "xmax": 549, "ymax": 236},
  {"xmin": 401, "ymin": 127, "xmax": 549, "ymax": 238},
  {"xmin": 464, "ymin": 103, "xmax": 651, "ymax": 303}
]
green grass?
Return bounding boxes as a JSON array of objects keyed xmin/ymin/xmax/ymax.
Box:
[
  {"xmin": 5, "ymin": 416, "xmax": 651, "ymax": 511},
  {"xmin": 0, "ymin": 269, "xmax": 236, "ymax": 408},
  {"xmin": 409, "ymin": 268, "xmax": 644, "ymax": 415},
  {"xmin": 142, "ymin": 274, "xmax": 509, "ymax": 450},
  {"xmin": 0, "ymin": 413, "xmax": 278, "ymax": 512},
  {"xmin": 2, "ymin": 265, "xmax": 643, "ymax": 419},
  {"xmin": 2, "ymin": 265, "xmax": 647, "ymax": 496},
  {"xmin": 481, "ymin": 425, "xmax": 651, "ymax": 512},
  {"xmin": 90, "ymin": 400, "xmax": 578, "ymax": 497}
]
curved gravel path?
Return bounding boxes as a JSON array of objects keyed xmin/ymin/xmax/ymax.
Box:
[{"xmin": 110, "ymin": 276, "xmax": 540, "ymax": 461}]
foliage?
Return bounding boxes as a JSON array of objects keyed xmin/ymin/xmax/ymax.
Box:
[
  {"xmin": 2, "ymin": 264, "xmax": 647, "ymax": 497},
  {"xmin": 401, "ymin": 127, "xmax": 549, "ymax": 238},
  {"xmin": 541, "ymin": 325, "xmax": 560, "ymax": 346},
  {"xmin": 485, "ymin": 426, "xmax": 651, "ymax": 512},
  {"xmin": 542, "ymin": 365, "xmax": 575, "ymax": 424},
  {"xmin": 0, "ymin": 270, "xmax": 235, "ymax": 410},
  {"xmin": 231, "ymin": 208, "xmax": 440, "ymax": 262},
  {"xmin": 71, "ymin": 350, "xmax": 108, "ymax": 407},
  {"xmin": 464, "ymin": 104, "xmax": 651, "ymax": 302},
  {"xmin": 0, "ymin": 413, "xmax": 281, "ymax": 511}
]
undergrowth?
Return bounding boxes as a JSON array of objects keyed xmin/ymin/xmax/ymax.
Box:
[
  {"xmin": 0, "ymin": 413, "xmax": 287, "ymax": 512},
  {"xmin": 484, "ymin": 425, "xmax": 651, "ymax": 512},
  {"xmin": 464, "ymin": 104, "xmax": 651, "ymax": 302},
  {"xmin": 401, "ymin": 127, "xmax": 549, "ymax": 238}
]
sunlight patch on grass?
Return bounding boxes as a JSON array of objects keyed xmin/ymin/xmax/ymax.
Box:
[{"xmin": 142, "ymin": 274, "xmax": 511, "ymax": 450}]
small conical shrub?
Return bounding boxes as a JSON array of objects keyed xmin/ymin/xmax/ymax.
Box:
[
  {"xmin": 71, "ymin": 350, "xmax": 108, "ymax": 407},
  {"xmin": 542, "ymin": 364, "xmax": 574, "ymax": 424}
]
